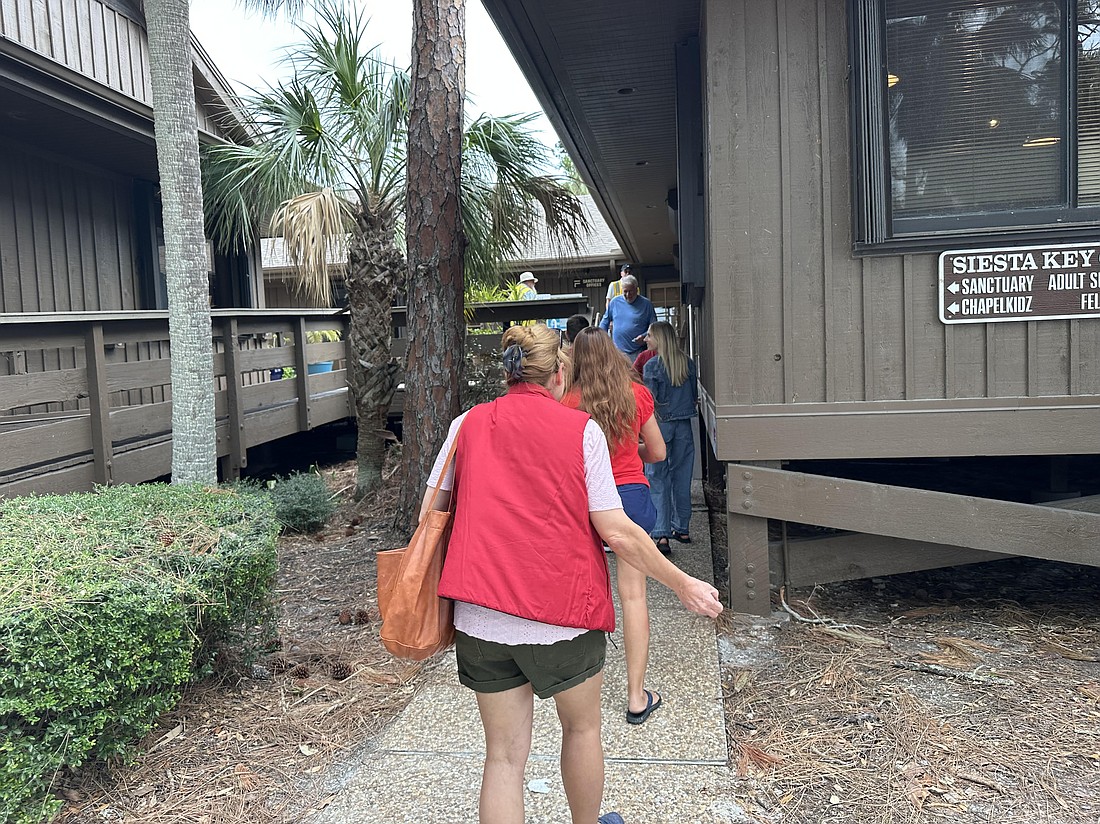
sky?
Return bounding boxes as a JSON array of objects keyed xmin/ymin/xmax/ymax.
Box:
[{"xmin": 188, "ymin": 0, "xmax": 557, "ymax": 148}]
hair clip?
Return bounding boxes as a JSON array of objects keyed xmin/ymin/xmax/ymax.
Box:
[{"xmin": 502, "ymin": 343, "xmax": 527, "ymax": 378}]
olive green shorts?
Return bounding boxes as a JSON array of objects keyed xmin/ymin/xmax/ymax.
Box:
[{"xmin": 454, "ymin": 629, "xmax": 606, "ymax": 699}]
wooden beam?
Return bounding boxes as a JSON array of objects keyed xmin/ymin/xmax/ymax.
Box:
[
  {"xmin": 292, "ymin": 317, "xmax": 311, "ymax": 431},
  {"xmin": 84, "ymin": 324, "xmax": 113, "ymax": 485},
  {"xmin": 727, "ymin": 463, "xmax": 774, "ymax": 617},
  {"xmin": 0, "ymin": 367, "xmax": 87, "ymax": 410},
  {"xmin": 784, "ymin": 533, "xmax": 1010, "ymax": 587},
  {"xmin": 220, "ymin": 318, "xmax": 246, "ymax": 479},
  {"xmin": 714, "ymin": 399, "xmax": 1100, "ymax": 460},
  {"xmin": 732, "ymin": 464, "xmax": 1100, "ymax": 567}
]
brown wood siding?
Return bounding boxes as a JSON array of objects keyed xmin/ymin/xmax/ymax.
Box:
[
  {"xmin": 703, "ymin": 0, "xmax": 1099, "ymax": 430},
  {"xmin": 0, "ymin": 143, "xmax": 138, "ymax": 314},
  {"xmin": 0, "ymin": 0, "xmax": 223, "ymax": 134},
  {"xmin": 0, "ymin": 0, "xmax": 151, "ymax": 104}
]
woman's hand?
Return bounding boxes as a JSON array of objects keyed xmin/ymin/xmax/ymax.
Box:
[
  {"xmin": 590, "ymin": 509, "xmax": 724, "ymax": 620},
  {"xmin": 676, "ymin": 577, "xmax": 723, "ymax": 618}
]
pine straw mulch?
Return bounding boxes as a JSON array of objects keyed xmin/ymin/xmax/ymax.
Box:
[
  {"xmin": 49, "ymin": 471, "xmax": 1100, "ymax": 824},
  {"xmin": 716, "ymin": 554, "xmax": 1100, "ymax": 824},
  {"xmin": 53, "ymin": 461, "xmax": 438, "ymax": 824}
]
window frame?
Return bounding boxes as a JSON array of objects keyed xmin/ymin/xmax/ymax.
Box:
[{"xmin": 849, "ymin": 0, "xmax": 1100, "ymax": 255}]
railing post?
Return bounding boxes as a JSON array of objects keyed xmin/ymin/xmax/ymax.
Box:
[
  {"xmin": 220, "ymin": 317, "xmax": 246, "ymax": 480},
  {"xmin": 727, "ymin": 462, "xmax": 774, "ymax": 617},
  {"xmin": 84, "ymin": 323, "xmax": 113, "ymax": 486},
  {"xmin": 293, "ymin": 316, "xmax": 312, "ymax": 431}
]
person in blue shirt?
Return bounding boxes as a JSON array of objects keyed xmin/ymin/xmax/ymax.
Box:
[{"xmin": 599, "ymin": 274, "xmax": 657, "ymax": 357}]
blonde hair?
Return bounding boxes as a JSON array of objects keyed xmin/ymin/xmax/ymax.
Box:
[
  {"xmin": 568, "ymin": 327, "xmax": 638, "ymax": 448},
  {"xmin": 648, "ymin": 321, "xmax": 688, "ymax": 386},
  {"xmin": 500, "ymin": 324, "xmax": 569, "ymax": 389}
]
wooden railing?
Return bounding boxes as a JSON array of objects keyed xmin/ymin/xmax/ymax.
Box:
[
  {"xmin": 0, "ymin": 309, "xmax": 351, "ymax": 497},
  {"xmin": 0, "ymin": 296, "xmax": 590, "ymax": 497}
]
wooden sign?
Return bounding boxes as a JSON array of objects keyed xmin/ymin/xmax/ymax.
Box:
[
  {"xmin": 939, "ymin": 242, "xmax": 1100, "ymax": 324},
  {"xmin": 572, "ymin": 277, "xmax": 607, "ymax": 289}
]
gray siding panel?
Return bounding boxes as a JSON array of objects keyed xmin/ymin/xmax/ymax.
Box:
[
  {"xmin": 704, "ymin": 0, "xmax": 1092, "ymax": 427},
  {"xmin": 780, "ymin": 0, "xmax": 826, "ymax": 404},
  {"xmin": 823, "ymin": 0, "xmax": 864, "ymax": 403},
  {"xmin": 1080, "ymin": 322, "xmax": 1100, "ymax": 394},
  {"xmin": 0, "ymin": 144, "xmax": 136, "ymax": 313},
  {"xmin": 0, "ymin": 0, "xmax": 153, "ymax": 105},
  {"xmin": 864, "ymin": 256, "xmax": 905, "ymax": 400},
  {"xmin": 746, "ymin": 5, "xmax": 785, "ymax": 407},
  {"xmin": 703, "ymin": 0, "xmax": 747, "ymax": 404}
]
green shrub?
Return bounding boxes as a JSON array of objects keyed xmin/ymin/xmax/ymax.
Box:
[
  {"xmin": 0, "ymin": 484, "xmax": 278, "ymax": 823},
  {"xmin": 268, "ymin": 471, "xmax": 336, "ymax": 533}
]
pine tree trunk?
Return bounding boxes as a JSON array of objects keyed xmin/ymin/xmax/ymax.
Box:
[
  {"xmin": 145, "ymin": 0, "xmax": 217, "ymax": 485},
  {"xmin": 398, "ymin": 0, "xmax": 467, "ymax": 531},
  {"xmin": 345, "ymin": 209, "xmax": 403, "ymax": 498}
]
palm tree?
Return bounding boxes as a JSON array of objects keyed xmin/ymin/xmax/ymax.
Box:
[
  {"xmin": 203, "ymin": 2, "xmax": 588, "ymax": 498},
  {"xmin": 145, "ymin": 0, "xmax": 217, "ymax": 484}
]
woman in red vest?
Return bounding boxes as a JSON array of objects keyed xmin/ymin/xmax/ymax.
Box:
[
  {"xmin": 420, "ymin": 323, "xmax": 722, "ymax": 824},
  {"xmin": 563, "ymin": 327, "xmax": 668, "ymax": 726}
]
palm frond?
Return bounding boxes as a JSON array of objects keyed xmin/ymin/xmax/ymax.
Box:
[
  {"xmin": 270, "ymin": 189, "xmax": 353, "ymax": 304},
  {"xmin": 460, "ymin": 113, "xmax": 590, "ymax": 282},
  {"xmin": 235, "ymin": 0, "xmax": 306, "ymax": 19},
  {"xmin": 202, "ymin": 79, "xmax": 348, "ymax": 252}
]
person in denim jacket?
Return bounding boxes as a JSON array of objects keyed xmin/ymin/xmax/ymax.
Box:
[{"xmin": 642, "ymin": 322, "xmax": 698, "ymax": 552}]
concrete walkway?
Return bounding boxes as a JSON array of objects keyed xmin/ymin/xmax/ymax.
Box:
[{"xmin": 309, "ymin": 490, "xmax": 744, "ymax": 823}]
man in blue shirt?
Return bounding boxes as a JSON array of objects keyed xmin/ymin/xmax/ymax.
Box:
[{"xmin": 599, "ymin": 274, "xmax": 657, "ymax": 357}]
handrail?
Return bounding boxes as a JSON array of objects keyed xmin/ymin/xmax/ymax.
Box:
[{"xmin": 0, "ymin": 310, "xmax": 353, "ymax": 497}]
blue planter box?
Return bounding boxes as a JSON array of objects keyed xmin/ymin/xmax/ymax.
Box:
[{"xmin": 307, "ymin": 361, "xmax": 334, "ymax": 375}]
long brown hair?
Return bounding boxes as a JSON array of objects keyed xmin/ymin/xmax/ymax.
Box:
[{"xmin": 568, "ymin": 327, "xmax": 638, "ymax": 447}]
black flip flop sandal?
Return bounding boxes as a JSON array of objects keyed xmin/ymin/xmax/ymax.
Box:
[{"xmin": 626, "ymin": 689, "xmax": 663, "ymax": 724}]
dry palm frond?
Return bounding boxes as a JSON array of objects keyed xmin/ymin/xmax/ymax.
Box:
[{"xmin": 270, "ymin": 188, "xmax": 352, "ymax": 305}]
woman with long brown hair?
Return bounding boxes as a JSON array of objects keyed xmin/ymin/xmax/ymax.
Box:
[
  {"xmin": 564, "ymin": 326, "xmax": 668, "ymax": 725},
  {"xmin": 420, "ymin": 323, "xmax": 721, "ymax": 824}
]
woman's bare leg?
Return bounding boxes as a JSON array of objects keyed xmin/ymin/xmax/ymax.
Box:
[
  {"xmin": 616, "ymin": 560, "xmax": 655, "ymax": 715},
  {"xmin": 552, "ymin": 671, "xmax": 605, "ymax": 824},
  {"xmin": 475, "ymin": 684, "xmax": 534, "ymax": 824}
]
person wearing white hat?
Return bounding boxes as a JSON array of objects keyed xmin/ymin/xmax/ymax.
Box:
[{"xmin": 518, "ymin": 271, "xmax": 538, "ymax": 300}]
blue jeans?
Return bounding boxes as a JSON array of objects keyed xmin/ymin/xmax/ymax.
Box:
[{"xmin": 646, "ymin": 418, "xmax": 694, "ymax": 538}]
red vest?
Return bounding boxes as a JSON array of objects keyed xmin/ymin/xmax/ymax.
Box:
[{"xmin": 438, "ymin": 383, "xmax": 615, "ymax": 632}]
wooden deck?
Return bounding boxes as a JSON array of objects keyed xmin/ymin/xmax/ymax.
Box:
[{"xmin": 0, "ymin": 309, "xmax": 353, "ymax": 497}]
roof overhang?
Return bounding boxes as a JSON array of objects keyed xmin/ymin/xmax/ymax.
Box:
[
  {"xmin": 479, "ymin": 0, "xmax": 699, "ymax": 268},
  {"xmin": 0, "ymin": 30, "xmax": 249, "ymax": 180}
]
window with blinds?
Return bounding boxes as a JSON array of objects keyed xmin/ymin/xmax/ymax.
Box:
[
  {"xmin": 887, "ymin": 2, "xmax": 1063, "ymax": 217},
  {"xmin": 851, "ymin": 0, "xmax": 1100, "ymax": 248},
  {"xmin": 1079, "ymin": 1, "xmax": 1100, "ymax": 201}
]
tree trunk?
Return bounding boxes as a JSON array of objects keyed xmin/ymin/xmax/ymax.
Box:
[
  {"xmin": 398, "ymin": 0, "xmax": 467, "ymax": 531},
  {"xmin": 145, "ymin": 0, "xmax": 217, "ymax": 485},
  {"xmin": 346, "ymin": 209, "xmax": 403, "ymax": 499}
]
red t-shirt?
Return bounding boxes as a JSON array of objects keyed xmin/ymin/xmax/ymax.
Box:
[
  {"xmin": 563, "ymin": 381, "xmax": 654, "ymax": 487},
  {"xmin": 633, "ymin": 349, "xmax": 657, "ymax": 374}
]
